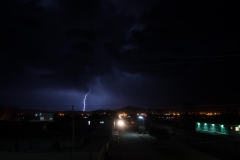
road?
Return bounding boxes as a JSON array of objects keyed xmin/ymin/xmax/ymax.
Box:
[{"xmin": 108, "ymin": 126, "xmax": 219, "ymax": 160}]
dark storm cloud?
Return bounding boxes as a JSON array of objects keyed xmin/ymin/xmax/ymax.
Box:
[
  {"xmin": 0, "ymin": 0, "xmax": 99, "ymax": 90},
  {"xmin": 124, "ymin": 0, "xmax": 240, "ymax": 60},
  {"xmin": 118, "ymin": 0, "xmax": 240, "ymax": 105},
  {"xmin": 0, "ymin": 0, "xmax": 158, "ymax": 108},
  {"xmin": 1, "ymin": 0, "xmax": 240, "ymax": 108}
]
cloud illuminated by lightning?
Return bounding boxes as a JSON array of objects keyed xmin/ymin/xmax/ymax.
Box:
[{"xmin": 83, "ymin": 90, "xmax": 91, "ymax": 111}]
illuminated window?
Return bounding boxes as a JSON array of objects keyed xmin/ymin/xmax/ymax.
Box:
[{"xmin": 235, "ymin": 127, "xmax": 239, "ymax": 131}]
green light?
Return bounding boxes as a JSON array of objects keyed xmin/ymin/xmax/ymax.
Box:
[
  {"xmin": 197, "ymin": 123, "xmax": 200, "ymax": 125},
  {"xmin": 221, "ymin": 125, "xmax": 224, "ymax": 127},
  {"xmin": 204, "ymin": 123, "xmax": 207, "ymax": 125},
  {"xmin": 212, "ymin": 124, "xmax": 215, "ymax": 126}
]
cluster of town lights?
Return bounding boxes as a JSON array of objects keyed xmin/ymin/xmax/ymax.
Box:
[{"xmin": 165, "ymin": 113, "xmax": 180, "ymax": 116}]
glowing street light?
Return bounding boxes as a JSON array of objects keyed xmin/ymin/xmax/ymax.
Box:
[
  {"xmin": 138, "ymin": 116, "xmax": 144, "ymax": 126},
  {"xmin": 117, "ymin": 120, "xmax": 124, "ymax": 127}
]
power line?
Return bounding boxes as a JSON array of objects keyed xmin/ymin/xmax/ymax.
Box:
[
  {"xmin": 119, "ymin": 59, "xmax": 240, "ymax": 65},
  {"xmin": 119, "ymin": 55, "xmax": 240, "ymax": 60},
  {"xmin": 151, "ymin": 68, "xmax": 240, "ymax": 73}
]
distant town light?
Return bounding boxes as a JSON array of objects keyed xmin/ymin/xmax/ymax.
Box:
[
  {"xmin": 197, "ymin": 123, "xmax": 200, "ymax": 125},
  {"xmin": 212, "ymin": 124, "xmax": 215, "ymax": 126},
  {"xmin": 138, "ymin": 116, "xmax": 143, "ymax": 119},
  {"xmin": 204, "ymin": 123, "xmax": 207, "ymax": 125},
  {"xmin": 35, "ymin": 114, "xmax": 38, "ymax": 116},
  {"xmin": 59, "ymin": 113, "xmax": 64, "ymax": 116},
  {"xmin": 88, "ymin": 121, "xmax": 90, "ymax": 125},
  {"xmin": 221, "ymin": 125, "xmax": 224, "ymax": 127},
  {"xmin": 100, "ymin": 121, "xmax": 104, "ymax": 124}
]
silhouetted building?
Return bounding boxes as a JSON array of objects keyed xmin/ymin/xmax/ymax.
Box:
[
  {"xmin": 39, "ymin": 113, "xmax": 54, "ymax": 121},
  {"xmin": 196, "ymin": 122, "xmax": 240, "ymax": 135}
]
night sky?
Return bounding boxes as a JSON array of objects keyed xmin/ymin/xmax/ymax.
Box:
[{"xmin": 1, "ymin": 0, "xmax": 240, "ymax": 111}]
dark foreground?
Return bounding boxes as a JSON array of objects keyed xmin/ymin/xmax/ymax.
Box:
[{"xmin": 108, "ymin": 125, "xmax": 219, "ymax": 160}]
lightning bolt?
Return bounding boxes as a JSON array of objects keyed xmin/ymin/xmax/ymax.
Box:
[{"xmin": 83, "ymin": 90, "xmax": 91, "ymax": 111}]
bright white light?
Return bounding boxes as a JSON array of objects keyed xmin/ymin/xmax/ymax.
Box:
[
  {"xmin": 88, "ymin": 121, "xmax": 90, "ymax": 125},
  {"xmin": 35, "ymin": 114, "xmax": 38, "ymax": 116},
  {"xmin": 117, "ymin": 120, "xmax": 124, "ymax": 126},
  {"xmin": 138, "ymin": 116, "xmax": 143, "ymax": 119},
  {"xmin": 100, "ymin": 121, "xmax": 104, "ymax": 124}
]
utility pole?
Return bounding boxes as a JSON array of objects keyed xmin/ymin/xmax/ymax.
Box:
[
  {"xmin": 143, "ymin": 117, "xmax": 145, "ymax": 136},
  {"xmin": 72, "ymin": 105, "xmax": 75, "ymax": 154}
]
